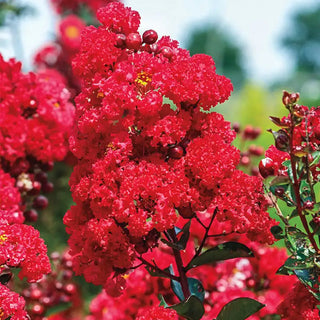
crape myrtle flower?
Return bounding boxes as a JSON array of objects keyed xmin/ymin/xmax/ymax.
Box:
[{"xmin": 65, "ymin": 1, "xmax": 276, "ymax": 295}]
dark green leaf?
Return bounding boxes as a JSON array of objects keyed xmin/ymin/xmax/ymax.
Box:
[
  {"xmin": 284, "ymin": 255, "xmax": 315, "ymax": 270},
  {"xmin": 216, "ymin": 298, "xmax": 264, "ymax": 320},
  {"xmin": 270, "ymin": 225, "xmax": 284, "ymax": 239},
  {"xmin": 276, "ymin": 265, "xmax": 294, "ymax": 275},
  {"xmin": 45, "ymin": 302, "xmax": 72, "ymax": 317},
  {"xmin": 161, "ymin": 238, "xmax": 183, "ymax": 250},
  {"xmin": 289, "ymin": 208, "xmax": 299, "ymax": 219},
  {"xmin": 169, "ymin": 295, "xmax": 204, "ymax": 320},
  {"xmin": 186, "ymin": 242, "xmax": 253, "ymax": 271},
  {"xmin": 171, "ymin": 278, "xmax": 205, "ymax": 302},
  {"xmin": 145, "ymin": 265, "xmax": 172, "ymax": 279},
  {"xmin": 0, "ymin": 272, "xmax": 12, "ymax": 285},
  {"xmin": 176, "ymin": 220, "xmax": 191, "ymax": 250},
  {"xmin": 294, "ymin": 268, "xmax": 320, "ymax": 300},
  {"xmin": 310, "ymin": 220, "xmax": 320, "ymax": 235}
]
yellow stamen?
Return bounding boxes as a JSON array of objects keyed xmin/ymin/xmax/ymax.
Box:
[
  {"xmin": 0, "ymin": 234, "xmax": 8, "ymax": 245},
  {"xmin": 122, "ymin": 274, "xmax": 130, "ymax": 280},
  {"xmin": 107, "ymin": 143, "xmax": 117, "ymax": 151},
  {"xmin": 97, "ymin": 92, "xmax": 104, "ymax": 98},
  {"xmin": 135, "ymin": 71, "xmax": 152, "ymax": 87},
  {"xmin": 54, "ymin": 102, "xmax": 60, "ymax": 108},
  {"xmin": 65, "ymin": 26, "xmax": 80, "ymax": 39}
]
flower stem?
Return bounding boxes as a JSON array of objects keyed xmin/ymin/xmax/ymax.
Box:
[
  {"xmin": 168, "ymin": 229, "xmax": 190, "ymax": 299},
  {"xmin": 289, "ymin": 112, "xmax": 319, "ymax": 252}
]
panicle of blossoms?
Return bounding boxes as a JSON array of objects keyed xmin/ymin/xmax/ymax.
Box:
[
  {"xmin": 0, "ymin": 54, "xmax": 74, "ymax": 318},
  {"xmin": 0, "ymin": 223, "xmax": 51, "ymax": 282},
  {"xmin": 0, "ymin": 284, "xmax": 28, "ymax": 320},
  {"xmin": 135, "ymin": 306, "xmax": 179, "ymax": 320},
  {"xmin": 0, "ymin": 54, "xmax": 74, "ymax": 166},
  {"xmin": 0, "ymin": 168, "xmax": 24, "ymax": 224},
  {"xmin": 65, "ymin": 1, "xmax": 276, "ymax": 295},
  {"xmin": 0, "ymin": 54, "xmax": 74, "ymax": 222}
]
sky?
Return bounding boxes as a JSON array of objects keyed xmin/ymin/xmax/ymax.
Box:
[{"xmin": 0, "ymin": 0, "xmax": 318, "ymax": 84}]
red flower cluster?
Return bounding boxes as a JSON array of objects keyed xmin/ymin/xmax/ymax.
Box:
[
  {"xmin": 0, "ymin": 169, "xmax": 24, "ymax": 224},
  {"xmin": 65, "ymin": 1, "xmax": 276, "ymax": 294},
  {"xmin": 0, "ymin": 223, "xmax": 50, "ymax": 282},
  {"xmin": 87, "ymin": 268, "xmax": 172, "ymax": 320},
  {"xmin": 135, "ymin": 306, "xmax": 179, "ymax": 320},
  {"xmin": 277, "ymin": 282, "xmax": 320, "ymax": 320},
  {"xmin": 0, "ymin": 54, "xmax": 74, "ymax": 318},
  {"xmin": 0, "ymin": 284, "xmax": 28, "ymax": 320},
  {"xmin": 0, "ymin": 55, "xmax": 74, "ymax": 165}
]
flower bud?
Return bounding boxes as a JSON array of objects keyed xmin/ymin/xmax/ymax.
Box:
[
  {"xmin": 259, "ymin": 158, "xmax": 275, "ymax": 178},
  {"xmin": 142, "ymin": 29, "xmax": 158, "ymax": 44}
]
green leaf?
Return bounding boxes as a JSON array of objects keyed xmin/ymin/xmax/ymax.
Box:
[
  {"xmin": 215, "ymin": 298, "xmax": 264, "ymax": 320},
  {"xmin": 270, "ymin": 225, "xmax": 284, "ymax": 240},
  {"xmin": 310, "ymin": 151, "xmax": 320, "ymax": 167},
  {"xmin": 145, "ymin": 265, "xmax": 172, "ymax": 279},
  {"xmin": 310, "ymin": 220, "xmax": 320, "ymax": 235},
  {"xmin": 282, "ymin": 160, "xmax": 294, "ymax": 182},
  {"xmin": 158, "ymin": 294, "xmax": 169, "ymax": 307},
  {"xmin": 45, "ymin": 302, "xmax": 72, "ymax": 317},
  {"xmin": 169, "ymin": 295, "xmax": 204, "ymax": 320},
  {"xmin": 161, "ymin": 238, "xmax": 184, "ymax": 250},
  {"xmin": 177, "ymin": 220, "xmax": 191, "ymax": 250},
  {"xmin": 289, "ymin": 208, "xmax": 299, "ymax": 219},
  {"xmin": 186, "ymin": 242, "xmax": 253, "ymax": 271},
  {"xmin": 284, "ymin": 255, "xmax": 315, "ymax": 270},
  {"xmin": 294, "ymin": 268, "xmax": 320, "ymax": 301},
  {"xmin": 284, "ymin": 226, "xmax": 310, "ymax": 254},
  {"xmin": 276, "ymin": 264, "xmax": 295, "ymax": 275},
  {"xmin": 171, "ymin": 278, "xmax": 205, "ymax": 302}
]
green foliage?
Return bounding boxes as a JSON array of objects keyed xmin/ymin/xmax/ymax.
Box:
[
  {"xmin": 215, "ymin": 298, "xmax": 265, "ymax": 320},
  {"xmin": 169, "ymin": 295, "xmax": 205, "ymax": 320},
  {"xmin": 186, "ymin": 242, "xmax": 253, "ymax": 271},
  {"xmin": 171, "ymin": 278, "xmax": 205, "ymax": 302}
]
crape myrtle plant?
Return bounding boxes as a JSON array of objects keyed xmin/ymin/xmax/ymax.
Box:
[
  {"xmin": 259, "ymin": 91, "xmax": 320, "ymax": 318},
  {"xmin": 63, "ymin": 2, "xmax": 285, "ymax": 319}
]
